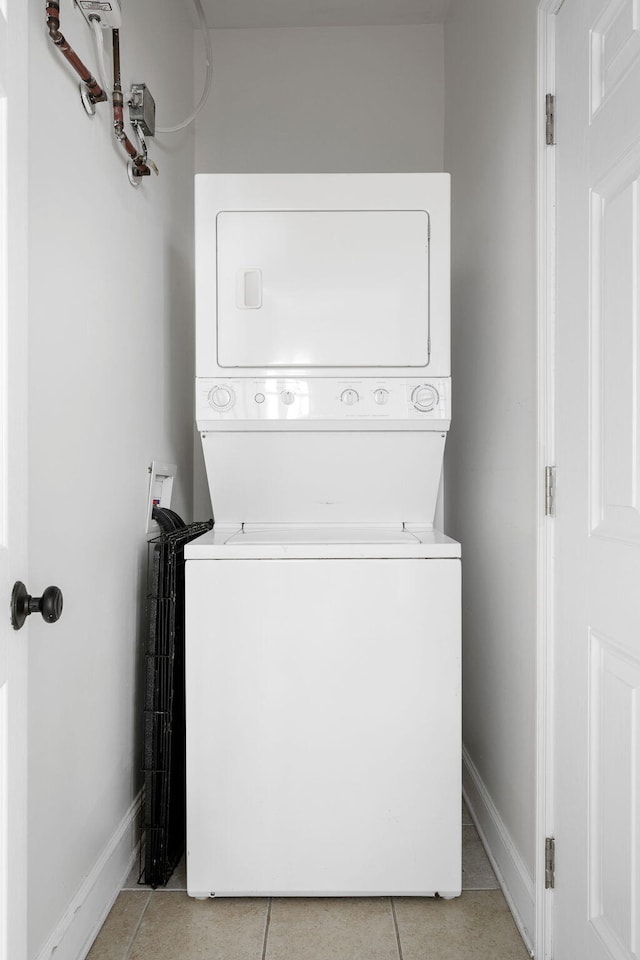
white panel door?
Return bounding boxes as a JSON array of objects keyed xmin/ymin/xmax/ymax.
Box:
[
  {"xmin": 216, "ymin": 210, "xmax": 430, "ymax": 368},
  {"xmin": 185, "ymin": 558, "xmax": 461, "ymax": 898},
  {"xmin": 0, "ymin": 12, "xmax": 7, "ymax": 952},
  {"xmin": 0, "ymin": 1, "xmax": 28, "ymax": 958},
  {"xmin": 554, "ymin": 1, "xmax": 640, "ymax": 957}
]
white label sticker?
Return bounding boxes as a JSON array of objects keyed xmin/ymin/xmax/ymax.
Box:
[{"xmin": 79, "ymin": 2, "xmax": 113, "ymax": 11}]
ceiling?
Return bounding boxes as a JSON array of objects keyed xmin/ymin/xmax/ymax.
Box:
[{"xmin": 196, "ymin": 0, "xmax": 451, "ymax": 30}]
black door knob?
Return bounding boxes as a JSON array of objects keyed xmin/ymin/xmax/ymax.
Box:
[{"xmin": 11, "ymin": 581, "xmax": 64, "ymax": 631}]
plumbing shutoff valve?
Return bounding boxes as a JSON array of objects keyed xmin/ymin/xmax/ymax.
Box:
[
  {"xmin": 130, "ymin": 83, "xmax": 156, "ymax": 137},
  {"xmin": 76, "ymin": 0, "xmax": 122, "ymax": 29}
]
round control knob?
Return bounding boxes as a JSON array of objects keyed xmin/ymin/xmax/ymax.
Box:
[
  {"xmin": 411, "ymin": 384, "xmax": 439, "ymax": 412},
  {"xmin": 281, "ymin": 390, "xmax": 296, "ymax": 406},
  {"xmin": 340, "ymin": 388, "xmax": 359, "ymax": 406},
  {"xmin": 208, "ymin": 385, "xmax": 235, "ymax": 411},
  {"xmin": 374, "ymin": 388, "xmax": 389, "ymax": 405}
]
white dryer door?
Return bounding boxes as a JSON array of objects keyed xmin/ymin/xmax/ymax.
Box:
[{"xmin": 216, "ymin": 210, "xmax": 430, "ymax": 368}]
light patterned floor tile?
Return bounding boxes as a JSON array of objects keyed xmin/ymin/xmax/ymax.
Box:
[
  {"xmin": 393, "ymin": 890, "xmax": 530, "ymax": 960},
  {"xmin": 462, "ymin": 825, "xmax": 499, "ymax": 889},
  {"xmin": 127, "ymin": 893, "xmax": 268, "ymax": 960},
  {"xmin": 86, "ymin": 891, "xmax": 150, "ymax": 960},
  {"xmin": 265, "ymin": 897, "xmax": 400, "ymax": 960}
]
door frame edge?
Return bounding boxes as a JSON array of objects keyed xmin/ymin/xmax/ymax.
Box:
[
  {"xmin": 536, "ymin": 1, "xmax": 561, "ymax": 958},
  {"xmin": 4, "ymin": 1, "xmax": 30, "ymax": 959}
]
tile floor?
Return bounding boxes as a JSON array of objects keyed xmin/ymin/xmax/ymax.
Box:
[{"xmin": 88, "ymin": 803, "xmax": 531, "ymax": 960}]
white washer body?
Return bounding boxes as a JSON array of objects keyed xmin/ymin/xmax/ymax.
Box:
[
  {"xmin": 187, "ymin": 174, "xmax": 461, "ymax": 898},
  {"xmin": 185, "ymin": 527, "xmax": 461, "ymax": 898}
]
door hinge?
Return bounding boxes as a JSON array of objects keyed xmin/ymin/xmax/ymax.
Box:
[
  {"xmin": 545, "ymin": 837, "xmax": 556, "ymax": 889},
  {"xmin": 545, "ymin": 465, "xmax": 556, "ymax": 517},
  {"xmin": 546, "ymin": 94, "xmax": 555, "ymax": 146}
]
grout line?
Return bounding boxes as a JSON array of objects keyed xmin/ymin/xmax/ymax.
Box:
[
  {"xmin": 123, "ymin": 891, "xmax": 152, "ymax": 960},
  {"xmin": 261, "ymin": 897, "xmax": 273, "ymax": 960},
  {"xmin": 390, "ymin": 897, "xmax": 404, "ymax": 960}
]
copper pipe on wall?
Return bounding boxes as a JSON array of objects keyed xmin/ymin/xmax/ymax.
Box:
[
  {"xmin": 46, "ymin": 1, "xmax": 108, "ymax": 104},
  {"xmin": 112, "ymin": 29, "xmax": 150, "ymax": 179}
]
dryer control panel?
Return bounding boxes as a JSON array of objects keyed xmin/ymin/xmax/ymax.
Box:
[{"xmin": 196, "ymin": 377, "xmax": 451, "ymax": 429}]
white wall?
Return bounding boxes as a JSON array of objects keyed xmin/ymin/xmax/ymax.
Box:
[
  {"xmin": 27, "ymin": 1, "xmax": 194, "ymax": 955},
  {"xmin": 195, "ymin": 24, "xmax": 444, "ymax": 173},
  {"xmin": 444, "ymin": 0, "xmax": 538, "ymax": 933}
]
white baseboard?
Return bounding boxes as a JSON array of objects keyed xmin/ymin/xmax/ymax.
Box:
[
  {"xmin": 463, "ymin": 747, "xmax": 535, "ymax": 957},
  {"xmin": 35, "ymin": 791, "xmax": 143, "ymax": 960}
]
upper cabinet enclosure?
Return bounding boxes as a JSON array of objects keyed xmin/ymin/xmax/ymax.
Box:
[{"xmin": 196, "ymin": 174, "xmax": 450, "ymax": 378}]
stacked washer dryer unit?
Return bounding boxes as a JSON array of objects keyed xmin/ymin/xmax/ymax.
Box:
[{"xmin": 185, "ymin": 174, "xmax": 461, "ymax": 900}]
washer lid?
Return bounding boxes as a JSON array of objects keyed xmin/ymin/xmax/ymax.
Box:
[
  {"xmin": 184, "ymin": 524, "xmax": 461, "ymax": 559},
  {"xmin": 227, "ymin": 524, "xmax": 419, "ymax": 545}
]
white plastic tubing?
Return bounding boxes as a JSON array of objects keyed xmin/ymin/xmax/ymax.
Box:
[
  {"xmin": 90, "ymin": 17, "xmax": 110, "ymax": 94},
  {"xmin": 156, "ymin": 0, "xmax": 213, "ymax": 133}
]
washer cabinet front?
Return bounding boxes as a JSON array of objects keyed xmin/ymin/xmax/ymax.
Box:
[{"xmin": 185, "ymin": 557, "xmax": 461, "ymax": 898}]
